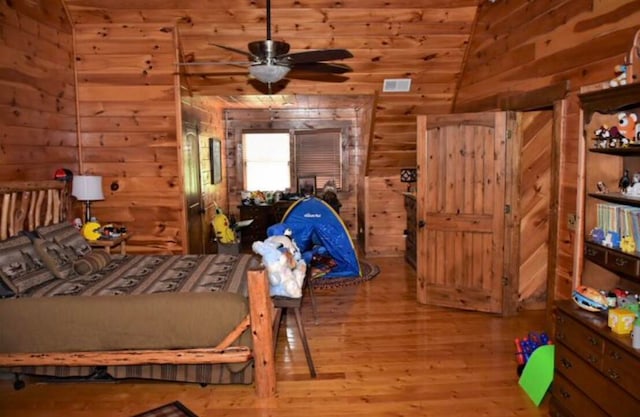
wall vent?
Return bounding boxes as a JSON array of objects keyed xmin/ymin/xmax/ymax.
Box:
[{"xmin": 382, "ymin": 78, "xmax": 412, "ymax": 92}]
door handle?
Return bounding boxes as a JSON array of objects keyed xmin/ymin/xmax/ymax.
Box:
[{"xmin": 418, "ymin": 220, "xmax": 426, "ymax": 228}]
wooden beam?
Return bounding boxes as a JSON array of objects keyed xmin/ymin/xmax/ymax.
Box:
[
  {"xmin": 0, "ymin": 347, "xmax": 251, "ymax": 367},
  {"xmin": 499, "ymin": 81, "xmax": 570, "ymax": 111}
]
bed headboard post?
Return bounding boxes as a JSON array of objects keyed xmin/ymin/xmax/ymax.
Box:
[{"xmin": 0, "ymin": 181, "xmax": 70, "ymax": 240}]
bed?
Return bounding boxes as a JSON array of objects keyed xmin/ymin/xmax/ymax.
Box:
[{"xmin": 0, "ymin": 181, "xmax": 276, "ymax": 397}]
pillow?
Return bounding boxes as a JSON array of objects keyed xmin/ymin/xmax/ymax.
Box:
[
  {"xmin": 32, "ymin": 237, "xmax": 74, "ymax": 279},
  {"xmin": 0, "ymin": 235, "xmax": 57, "ymax": 295},
  {"xmin": 73, "ymin": 250, "xmax": 111, "ymax": 275},
  {"xmin": 0, "ymin": 235, "xmax": 43, "ymax": 281},
  {"xmin": 35, "ymin": 222, "xmax": 92, "ymax": 258}
]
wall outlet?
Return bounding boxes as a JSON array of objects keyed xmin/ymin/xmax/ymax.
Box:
[{"xmin": 567, "ymin": 213, "xmax": 577, "ymax": 231}]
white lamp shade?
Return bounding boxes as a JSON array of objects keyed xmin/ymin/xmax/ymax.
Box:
[{"xmin": 72, "ymin": 175, "xmax": 104, "ymax": 201}]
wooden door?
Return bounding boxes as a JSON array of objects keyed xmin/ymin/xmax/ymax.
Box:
[
  {"xmin": 183, "ymin": 124, "xmax": 205, "ymax": 254},
  {"xmin": 416, "ymin": 112, "xmax": 514, "ymax": 314}
]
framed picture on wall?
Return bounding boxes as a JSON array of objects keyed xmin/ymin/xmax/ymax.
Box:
[
  {"xmin": 209, "ymin": 138, "xmax": 222, "ymax": 184},
  {"xmin": 297, "ymin": 175, "xmax": 316, "ymax": 196}
]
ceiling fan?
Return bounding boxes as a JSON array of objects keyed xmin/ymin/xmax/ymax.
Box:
[{"xmin": 180, "ymin": 0, "xmax": 354, "ymax": 88}]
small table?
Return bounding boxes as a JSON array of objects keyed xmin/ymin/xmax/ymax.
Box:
[{"xmin": 87, "ymin": 233, "xmax": 132, "ymax": 255}]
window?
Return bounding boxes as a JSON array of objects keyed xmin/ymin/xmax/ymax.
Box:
[
  {"xmin": 243, "ymin": 132, "xmax": 290, "ymax": 191},
  {"xmin": 294, "ymin": 129, "xmax": 342, "ymax": 190},
  {"xmin": 242, "ymin": 129, "xmax": 343, "ymax": 192}
]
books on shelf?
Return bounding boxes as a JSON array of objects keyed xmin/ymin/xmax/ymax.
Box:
[{"xmin": 596, "ymin": 203, "xmax": 640, "ymax": 246}]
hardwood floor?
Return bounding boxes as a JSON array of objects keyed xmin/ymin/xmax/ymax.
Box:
[{"xmin": 0, "ymin": 256, "xmax": 550, "ymax": 417}]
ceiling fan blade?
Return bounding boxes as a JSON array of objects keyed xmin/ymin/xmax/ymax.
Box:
[
  {"xmin": 281, "ymin": 49, "xmax": 354, "ymax": 64},
  {"xmin": 179, "ymin": 61, "xmax": 251, "ymax": 67},
  {"xmin": 209, "ymin": 43, "xmax": 256, "ymax": 59},
  {"xmin": 291, "ymin": 62, "xmax": 353, "ymax": 74},
  {"xmin": 182, "ymin": 71, "xmax": 250, "ymax": 77},
  {"xmin": 286, "ymin": 71, "xmax": 350, "ymax": 83}
]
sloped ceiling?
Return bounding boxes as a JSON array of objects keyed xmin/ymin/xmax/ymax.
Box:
[{"xmin": 62, "ymin": 0, "xmax": 482, "ymax": 175}]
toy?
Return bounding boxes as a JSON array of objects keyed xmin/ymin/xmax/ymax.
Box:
[
  {"xmin": 616, "ymin": 112, "xmax": 639, "ymax": 143},
  {"xmin": 252, "ymin": 233, "xmax": 306, "ymax": 298},
  {"xmin": 602, "ymin": 231, "xmax": 620, "ymax": 248},
  {"xmin": 621, "ymin": 235, "xmax": 636, "ymax": 254},
  {"xmin": 572, "ymin": 285, "xmax": 609, "ymax": 312},
  {"xmin": 609, "ymin": 64, "xmax": 629, "ymax": 88},
  {"xmin": 619, "ymin": 169, "xmax": 631, "ymax": 193},
  {"xmin": 590, "ymin": 227, "xmax": 605, "ymax": 244},
  {"xmin": 81, "ymin": 221, "xmax": 101, "ymax": 241},
  {"xmin": 213, "ymin": 208, "xmax": 236, "ymax": 244},
  {"xmin": 608, "ymin": 308, "xmax": 636, "ymax": 334}
]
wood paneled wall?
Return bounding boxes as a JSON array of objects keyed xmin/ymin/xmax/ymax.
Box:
[
  {"xmin": 456, "ymin": 0, "xmax": 640, "ymax": 301},
  {"xmin": 0, "ymin": 1, "xmax": 78, "ymax": 180},
  {"xmin": 364, "ymin": 176, "xmax": 408, "ymax": 257},
  {"xmin": 73, "ymin": 22, "xmax": 182, "ymax": 253}
]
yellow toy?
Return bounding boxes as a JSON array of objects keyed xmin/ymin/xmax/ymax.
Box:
[
  {"xmin": 213, "ymin": 208, "xmax": 236, "ymax": 244},
  {"xmin": 608, "ymin": 308, "xmax": 636, "ymax": 335},
  {"xmin": 81, "ymin": 221, "xmax": 101, "ymax": 241},
  {"xmin": 621, "ymin": 235, "xmax": 636, "ymax": 254}
]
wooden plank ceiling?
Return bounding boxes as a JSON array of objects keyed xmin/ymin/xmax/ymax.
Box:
[{"xmin": 62, "ymin": 0, "xmax": 481, "ymax": 175}]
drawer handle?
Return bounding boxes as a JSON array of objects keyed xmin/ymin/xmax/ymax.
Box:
[
  {"xmin": 587, "ymin": 336, "xmax": 599, "ymax": 346},
  {"xmin": 609, "ymin": 350, "xmax": 622, "ymax": 360},
  {"xmin": 587, "ymin": 354, "xmax": 598, "ymax": 364},
  {"xmin": 607, "ymin": 369, "xmax": 620, "ymax": 380},
  {"xmin": 586, "ymin": 248, "xmax": 598, "ymax": 256},
  {"xmin": 560, "ymin": 389, "xmax": 571, "ymax": 399},
  {"xmin": 560, "ymin": 358, "xmax": 572, "ymax": 369},
  {"xmin": 615, "ymin": 257, "xmax": 628, "ymax": 266},
  {"xmin": 556, "ymin": 331, "xmax": 565, "ymax": 341}
]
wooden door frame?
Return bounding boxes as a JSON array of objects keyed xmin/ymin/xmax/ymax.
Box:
[{"xmin": 502, "ymin": 111, "xmax": 521, "ymax": 316}]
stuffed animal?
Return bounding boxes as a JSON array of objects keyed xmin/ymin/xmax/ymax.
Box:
[
  {"xmin": 609, "ymin": 64, "xmax": 629, "ymax": 87},
  {"xmin": 252, "ymin": 234, "xmax": 306, "ymax": 298},
  {"xmin": 213, "ymin": 208, "xmax": 236, "ymax": 244},
  {"xmin": 616, "ymin": 112, "xmax": 639, "ymax": 143}
]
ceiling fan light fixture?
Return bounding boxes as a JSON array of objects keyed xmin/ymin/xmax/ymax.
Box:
[{"xmin": 249, "ymin": 64, "xmax": 291, "ymax": 83}]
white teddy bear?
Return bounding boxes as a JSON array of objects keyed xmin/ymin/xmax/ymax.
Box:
[{"xmin": 252, "ymin": 234, "xmax": 306, "ymax": 298}]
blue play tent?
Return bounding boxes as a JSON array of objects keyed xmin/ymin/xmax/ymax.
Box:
[{"xmin": 270, "ymin": 197, "xmax": 361, "ymax": 278}]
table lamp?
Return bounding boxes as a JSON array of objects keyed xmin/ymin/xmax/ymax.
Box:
[
  {"xmin": 400, "ymin": 168, "xmax": 417, "ymax": 193},
  {"xmin": 72, "ymin": 175, "xmax": 104, "ymax": 222}
]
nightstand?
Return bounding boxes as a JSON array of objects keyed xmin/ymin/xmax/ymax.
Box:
[{"xmin": 87, "ymin": 233, "xmax": 132, "ymax": 255}]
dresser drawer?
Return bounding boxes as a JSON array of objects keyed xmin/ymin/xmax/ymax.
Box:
[
  {"xmin": 550, "ymin": 372, "xmax": 609, "ymax": 417},
  {"xmin": 556, "ymin": 311, "xmax": 604, "ymax": 367},
  {"xmin": 606, "ymin": 250, "xmax": 639, "ymax": 276},
  {"xmin": 555, "ymin": 343, "xmax": 639, "ymax": 416},
  {"xmin": 604, "ymin": 343, "xmax": 640, "ymax": 400},
  {"xmin": 584, "ymin": 242, "xmax": 607, "ymax": 265}
]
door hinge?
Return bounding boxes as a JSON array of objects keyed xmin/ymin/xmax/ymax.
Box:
[
  {"xmin": 506, "ymin": 130, "xmax": 512, "ymax": 140},
  {"xmin": 504, "ymin": 204, "xmax": 511, "ymax": 214},
  {"xmin": 502, "ymin": 276, "xmax": 509, "ymax": 286}
]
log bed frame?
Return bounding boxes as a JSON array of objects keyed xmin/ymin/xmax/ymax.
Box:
[{"xmin": 0, "ymin": 181, "xmax": 276, "ymax": 397}]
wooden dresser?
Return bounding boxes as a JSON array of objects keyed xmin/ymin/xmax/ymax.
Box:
[
  {"xmin": 403, "ymin": 193, "xmax": 416, "ymax": 269},
  {"xmin": 550, "ymin": 300, "xmax": 640, "ymax": 417},
  {"xmin": 238, "ymin": 200, "xmax": 295, "ymax": 250},
  {"xmin": 238, "ymin": 204, "xmax": 274, "ymax": 247}
]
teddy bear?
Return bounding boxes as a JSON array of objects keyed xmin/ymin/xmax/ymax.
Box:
[{"xmin": 252, "ymin": 234, "xmax": 306, "ymax": 298}]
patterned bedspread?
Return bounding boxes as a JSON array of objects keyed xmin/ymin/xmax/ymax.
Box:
[{"xmin": 23, "ymin": 253, "xmax": 257, "ymax": 298}]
